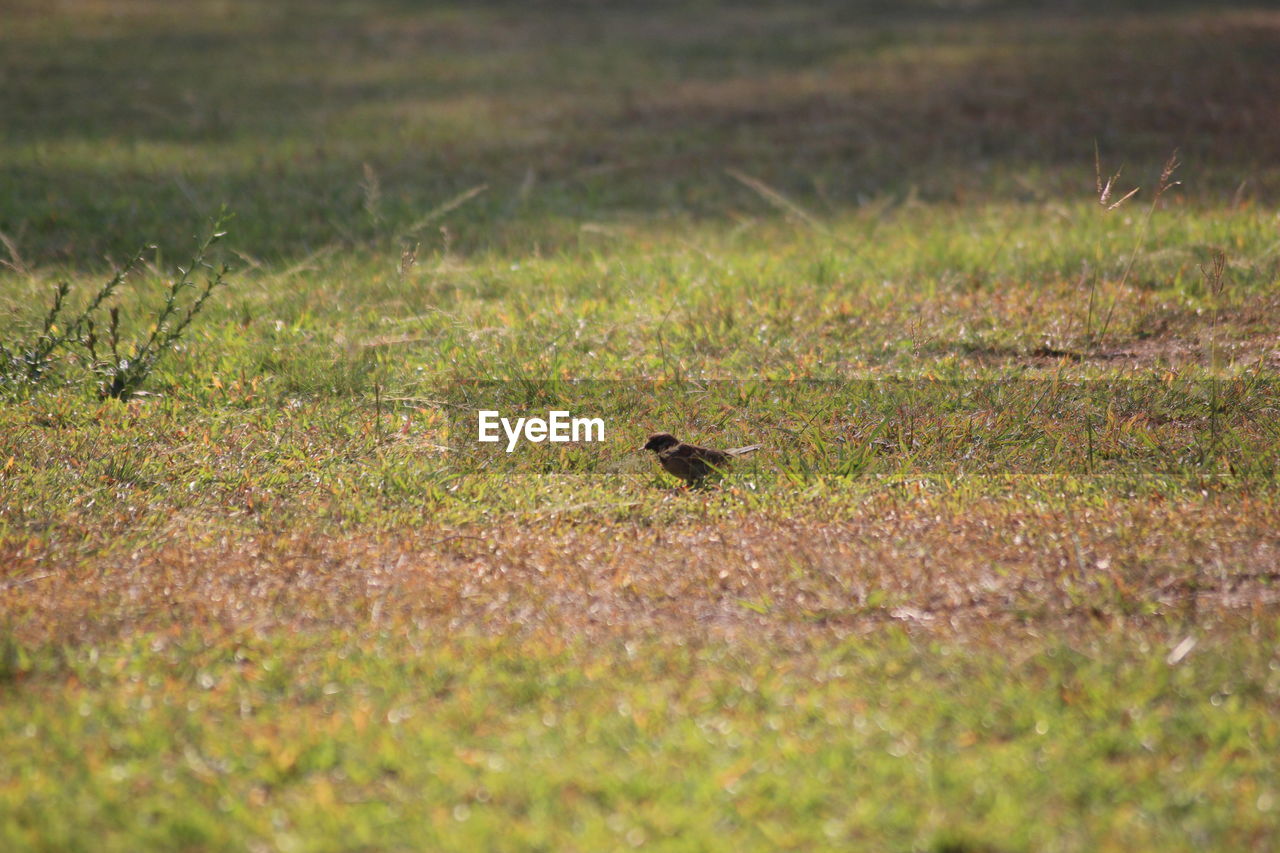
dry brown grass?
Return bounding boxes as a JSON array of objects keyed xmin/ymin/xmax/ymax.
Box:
[{"xmin": 7, "ymin": 491, "xmax": 1277, "ymax": 649}]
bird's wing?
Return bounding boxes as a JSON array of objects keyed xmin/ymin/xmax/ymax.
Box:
[{"xmin": 726, "ymin": 444, "xmax": 761, "ymax": 456}]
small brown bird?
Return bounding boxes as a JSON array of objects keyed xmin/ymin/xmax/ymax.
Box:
[{"xmin": 643, "ymin": 432, "xmax": 761, "ymax": 484}]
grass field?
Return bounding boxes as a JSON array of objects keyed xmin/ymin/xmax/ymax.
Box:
[{"xmin": 2, "ymin": 1, "xmax": 1279, "ymax": 849}]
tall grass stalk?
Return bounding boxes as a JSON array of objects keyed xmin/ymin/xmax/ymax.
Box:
[
  {"xmin": 1201, "ymin": 248, "xmax": 1228, "ymax": 462},
  {"xmin": 1095, "ymin": 152, "xmax": 1181, "ymax": 347}
]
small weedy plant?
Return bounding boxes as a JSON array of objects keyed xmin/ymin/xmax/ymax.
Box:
[
  {"xmin": 0, "ymin": 249, "xmax": 146, "ymax": 388},
  {"xmin": 0, "ymin": 213, "xmax": 233, "ymax": 401}
]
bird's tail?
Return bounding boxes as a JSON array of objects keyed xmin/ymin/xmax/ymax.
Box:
[{"xmin": 726, "ymin": 444, "xmax": 761, "ymax": 457}]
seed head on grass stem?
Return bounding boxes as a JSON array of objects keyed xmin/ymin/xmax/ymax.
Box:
[{"xmin": 1090, "ymin": 148, "xmax": 1177, "ymax": 348}]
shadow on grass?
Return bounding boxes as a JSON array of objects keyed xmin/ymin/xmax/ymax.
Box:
[{"xmin": 2, "ymin": 0, "xmax": 1277, "ymax": 264}]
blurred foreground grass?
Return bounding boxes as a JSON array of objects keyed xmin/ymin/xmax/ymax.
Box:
[{"xmin": 3, "ymin": 626, "xmax": 1278, "ymax": 851}]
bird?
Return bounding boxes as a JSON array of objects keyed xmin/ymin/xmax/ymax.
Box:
[{"xmin": 642, "ymin": 432, "xmax": 761, "ymax": 485}]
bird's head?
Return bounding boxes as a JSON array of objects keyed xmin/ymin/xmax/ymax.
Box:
[{"xmin": 643, "ymin": 432, "xmax": 680, "ymax": 453}]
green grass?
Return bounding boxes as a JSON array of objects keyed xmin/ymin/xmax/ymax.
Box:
[
  {"xmin": 4, "ymin": 627, "xmax": 1279, "ymax": 852},
  {"xmin": 2, "ymin": 0, "xmax": 1279, "ymax": 849},
  {"xmin": 3, "ymin": 1, "xmax": 1278, "ymax": 266}
]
